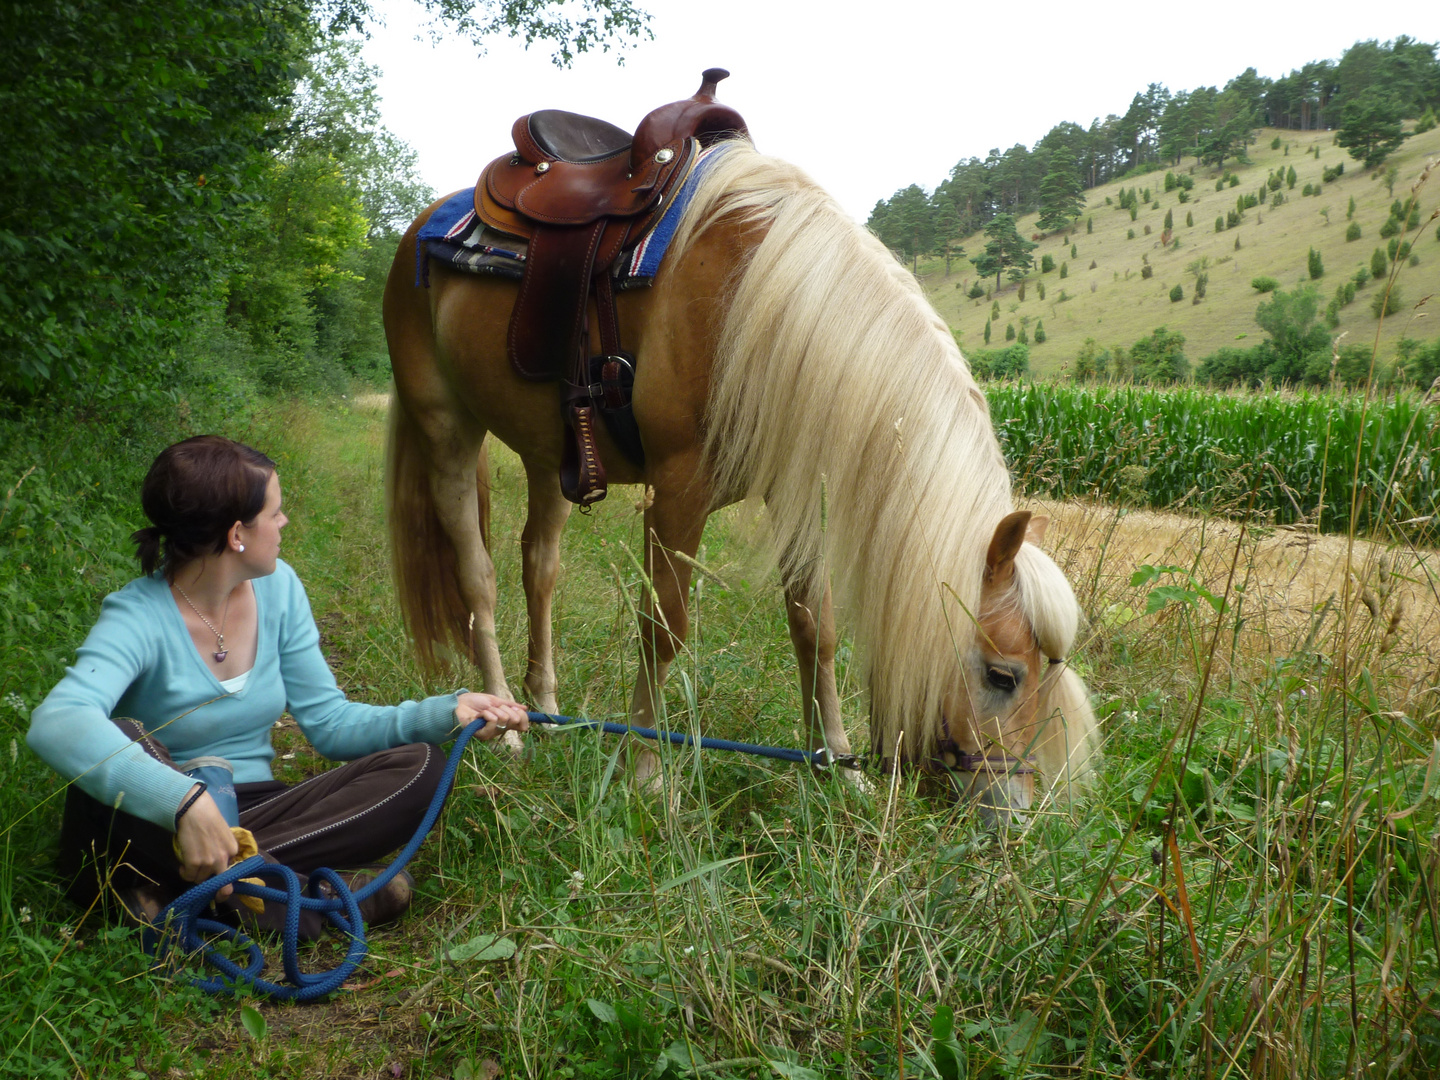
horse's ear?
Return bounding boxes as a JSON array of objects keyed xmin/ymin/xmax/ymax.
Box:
[
  {"xmin": 1025, "ymin": 514, "xmax": 1049, "ymax": 546},
  {"xmin": 985, "ymin": 511, "xmax": 1031, "ymax": 583}
]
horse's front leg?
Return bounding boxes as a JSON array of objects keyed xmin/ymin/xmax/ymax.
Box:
[
  {"xmin": 783, "ymin": 578, "xmax": 855, "ymax": 771},
  {"xmin": 520, "ymin": 463, "xmax": 572, "ymax": 714},
  {"xmin": 628, "ymin": 483, "xmax": 708, "ymax": 786}
]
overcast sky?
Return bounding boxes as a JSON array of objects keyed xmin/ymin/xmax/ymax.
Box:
[{"xmin": 361, "ymin": 0, "xmax": 1440, "ymax": 222}]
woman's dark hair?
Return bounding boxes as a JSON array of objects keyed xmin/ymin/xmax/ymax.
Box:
[{"xmin": 132, "ymin": 436, "xmax": 276, "ymax": 581}]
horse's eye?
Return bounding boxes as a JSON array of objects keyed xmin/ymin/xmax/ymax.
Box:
[{"xmin": 986, "ymin": 666, "xmax": 1019, "ymax": 692}]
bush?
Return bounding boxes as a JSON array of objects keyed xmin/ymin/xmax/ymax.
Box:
[
  {"xmin": 1178, "ymin": 188, "xmax": 1190, "ymax": 203},
  {"xmin": 1347, "ymin": 195, "xmax": 1356, "ymax": 220},
  {"xmin": 1388, "ymin": 238, "xmax": 1412, "ymax": 262},
  {"xmin": 1186, "ymin": 211, "xmax": 1194, "ymax": 227},
  {"xmin": 1070, "ymin": 243, "xmax": 1077, "ymax": 259},
  {"xmin": 1164, "ymin": 171, "xmax": 1177, "ymax": 192},
  {"xmin": 1005, "ymin": 322, "xmax": 1016, "ymax": 340},
  {"xmin": 1195, "ymin": 272, "xmax": 1208, "ymax": 299},
  {"xmin": 1129, "ymin": 325, "xmax": 1189, "ymax": 383},
  {"xmin": 1308, "ymin": 247, "xmax": 1324, "ymax": 279},
  {"xmin": 1037, "ymin": 281, "xmax": 1046, "ymax": 300},
  {"xmin": 1087, "ymin": 216, "xmax": 1093, "ymax": 233},
  {"xmin": 1143, "ymin": 224, "xmax": 1151, "ymax": 234},
  {"xmin": 1018, "ymin": 324, "xmax": 1028, "ymax": 344},
  {"xmin": 1033, "ymin": 319, "xmax": 1046, "ymax": 344},
  {"xmin": 1251, "ymin": 276, "xmax": 1280, "ymax": 293},
  {"xmin": 1322, "ymin": 162, "xmax": 1344, "ymax": 183},
  {"xmin": 1017, "ymin": 279, "xmax": 1026, "ymax": 301},
  {"xmin": 1271, "ymin": 135, "xmax": 1283, "ymax": 150},
  {"xmin": 1163, "ymin": 209, "xmax": 1173, "ymax": 230},
  {"xmin": 1346, "ymin": 221, "xmax": 1361, "ymax": 241},
  {"xmin": 1169, "ymin": 283, "xmax": 1184, "ymax": 302},
  {"xmin": 983, "ymin": 319, "xmax": 992, "ymax": 344},
  {"xmin": 1089, "ymin": 259, "xmax": 1097, "ymax": 269},
  {"xmin": 1354, "ymin": 266, "xmax": 1372, "ymax": 287},
  {"xmin": 968, "ymin": 280, "xmax": 985, "ymax": 299},
  {"xmin": 1059, "ymin": 262, "xmax": 1068, "ymax": 279},
  {"xmin": 1215, "ymin": 216, "xmax": 1225, "ymax": 233},
  {"xmin": 1141, "ymin": 264, "xmax": 1154, "ymax": 279},
  {"xmin": 1371, "ymin": 247, "xmax": 1390, "ymax": 280},
  {"xmin": 1128, "ymin": 228, "xmax": 1136, "ymax": 239},
  {"xmin": 1041, "ymin": 253, "xmax": 1055, "ymax": 273},
  {"xmin": 1226, "ymin": 210, "xmax": 1242, "ymax": 228},
  {"xmin": 1271, "ymin": 192, "xmax": 1284, "ymax": 208},
  {"xmin": 967, "ymin": 343, "xmax": 1029, "ymax": 379},
  {"xmin": 1286, "ymin": 166, "xmax": 1297, "ymax": 189},
  {"xmin": 1371, "ymin": 286, "xmax": 1402, "ymax": 319},
  {"xmin": 992, "ymin": 300, "xmax": 1001, "ymax": 320},
  {"xmin": 1302, "ymin": 182, "xmax": 1314, "ymax": 196},
  {"xmin": 1129, "ymin": 205, "xmax": 1138, "ymax": 221},
  {"xmin": 1417, "ymin": 106, "xmax": 1438, "ymax": 134},
  {"xmin": 1379, "ymin": 216, "xmax": 1400, "ymax": 239},
  {"xmin": 1407, "ymin": 207, "xmax": 1420, "ymax": 229}
]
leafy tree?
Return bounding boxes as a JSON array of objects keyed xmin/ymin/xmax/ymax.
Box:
[
  {"xmin": 971, "ymin": 214, "xmax": 1037, "ymax": 287},
  {"xmin": 1336, "ymin": 86, "xmax": 1407, "ymax": 168},
  {"xmin": 1255, "ymin": 287, "xmax": 1330, "ymax": 381},
  {"xmin": 1129, "ymin": 327, "xmax": 1189, "ymax": 383},
  {"xmin": 1036, "ymin": 147, "xmax": 1085, "ymax": 231}
]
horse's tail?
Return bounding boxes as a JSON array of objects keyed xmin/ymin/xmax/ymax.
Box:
[
  {"xmin": 1032, "ymin": 664, "xmax": 1100, "ymax": 801},
  {"xmin": 384, "ymin": 396, "xmax": 490, "ymax": 674}
]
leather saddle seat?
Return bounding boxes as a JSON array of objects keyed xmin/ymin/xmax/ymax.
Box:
[{"xmin": 472, "ymin": 69, "xmax": 748, "ymax": 505}]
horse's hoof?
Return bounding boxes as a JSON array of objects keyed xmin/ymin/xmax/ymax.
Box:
[{"xmin": 500, "ymin": 729, "xmax": 525, "ymax": 754}]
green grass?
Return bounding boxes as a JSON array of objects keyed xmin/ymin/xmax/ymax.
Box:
[
  {"xmin": 926, "ymin": 126, "xmax": 1440, "ymax": 377},
  {"xmin": 5, "ymin": 389, "xmax": 1440, "ymax": 1077}
]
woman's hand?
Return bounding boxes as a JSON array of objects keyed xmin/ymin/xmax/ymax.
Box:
[
  {"xmin": 175, "ymin": 786, "xmax": 240, "ymax": 899},
  {"xmin": 455, "ymin": 693, "xmax": 531, "ymax": 741}
]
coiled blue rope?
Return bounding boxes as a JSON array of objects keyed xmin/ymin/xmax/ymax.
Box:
[{"xmin": 147, "ymin": 711, "xmax": 852, "ymax": 1000}]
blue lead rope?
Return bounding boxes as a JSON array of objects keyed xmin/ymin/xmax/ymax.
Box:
[{"xmin": 148, "ymin": 711, "xmax": 856, "ymax": 1000}]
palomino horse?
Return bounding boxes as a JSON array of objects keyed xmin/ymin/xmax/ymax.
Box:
[{"xmin": 383, "ymin": 140, "xmax": 1099, "ymax": 814}]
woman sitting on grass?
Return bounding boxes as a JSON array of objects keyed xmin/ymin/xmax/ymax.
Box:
[{"xmin": 26, "ymin": 435, "xmax": 528, "ymax": 937}]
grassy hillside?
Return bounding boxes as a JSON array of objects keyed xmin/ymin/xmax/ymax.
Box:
[{"xmin": 924, "ymin": 125, "xmax": 1440, "ymax": 378}]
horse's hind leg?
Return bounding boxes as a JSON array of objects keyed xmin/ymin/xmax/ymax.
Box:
[
  {"xmin": 422, "ymin": 422, "xmax": 512, "ymax": 706},
  {"xmin": 629, "ymin": 483, "xmax": 709, "ymax": 785},
  {"xmin": 520, "ymin": 462, "xmax": 571, "ymax": 713},
  {"xmin": 783, "ymin": 578, "xmax": 855, "ymax": 770}
]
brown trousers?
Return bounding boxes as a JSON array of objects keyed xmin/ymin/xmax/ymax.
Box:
[{"xmin": 58, "ymin": 719, "xmax": 448, "ymax": 937}]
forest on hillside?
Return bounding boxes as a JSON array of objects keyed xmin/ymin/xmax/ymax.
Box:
[
  {"xmin": 868, "ymin": 36, "xmax": 1440, "ymax": 265},
  {"xmin": 0, "ymin": 0, "xmax": 648, "ymax": 405}
]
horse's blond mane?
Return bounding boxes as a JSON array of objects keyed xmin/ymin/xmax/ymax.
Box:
[{"xmin": 667, "ymin": 141, "xmax": 1026, "ymax": 761}]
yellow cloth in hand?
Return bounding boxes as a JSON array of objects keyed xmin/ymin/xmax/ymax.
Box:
[{"xmin": 172, "ymin": 827, "xmax": 266, "ymax": 913}]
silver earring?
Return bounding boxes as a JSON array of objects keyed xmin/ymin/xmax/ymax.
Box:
[{"xmin": 238, "ymin": 544, "xmax": 246, "ymax": 552}]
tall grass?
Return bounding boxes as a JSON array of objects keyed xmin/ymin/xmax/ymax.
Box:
[
  {"xmin": 987, "ymin": 382, "xmax": 1440, "ymax": 537},
  {"xmin": 4, "ymin": 389, "xmax": 1440, "ymax": 1077}
]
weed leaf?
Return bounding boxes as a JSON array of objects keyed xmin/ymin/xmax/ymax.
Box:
[
  {"xmin": 931, "ymin": 1005, "xmax": 967, "ymax": 1079},
  {"xmin": 446, "ymin": 934, "xmax": 516, "ymax": 962},
  {"xmin": 239, "ymin": 1003, "xmax": 266, "ymax": 1041},
  {"xmin": 587, "ymin": 998, "xmax": 618, "ymax": 1024}
]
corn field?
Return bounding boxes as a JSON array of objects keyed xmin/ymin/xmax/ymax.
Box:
[{"xmin": 986, "ymin": 384, "xmax": 1440, "ymax": 538}]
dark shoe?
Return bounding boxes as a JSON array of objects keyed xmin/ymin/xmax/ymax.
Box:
[
  {"xmin": 114, "ymin": 885, "xmax": 170, "ymax": 929},
  {"xmin": 322, "ymin": 866, "xmax": 414, "ymax": 928}
]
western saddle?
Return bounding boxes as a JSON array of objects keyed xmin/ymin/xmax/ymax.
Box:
[{"xmin": 474, "ymin": 69, "xmax": 748, "ymax": 505}]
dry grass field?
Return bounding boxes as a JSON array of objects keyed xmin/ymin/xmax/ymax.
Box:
[{"xmin": 924, "ymin": 125, "xmax": 1440, "ymax": 377}]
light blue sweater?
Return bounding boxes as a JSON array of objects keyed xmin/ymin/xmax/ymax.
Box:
[{"xmin": 27, "ymin": 560, "xmax": 462, "ymax": 831}]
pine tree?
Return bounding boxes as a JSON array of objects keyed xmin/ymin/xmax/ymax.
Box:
[
  {"xmin": 1371, "ymin": 247, "xmax": 1389, "ymax": 280},
  {"xmin": 1036, "ymin": 147, "xmax": 1085, "ymax": 232},
  {"xmin": 971, "ymin": 214, "xmax": 1037, "ymax": 288},
  {"xmin": 1337, "ymin": 87, "xmax": 1408, "ymax": 169},
  {"xmin": 1308, "ymin": 247, "xmax": 1324, "ymax": 279}
]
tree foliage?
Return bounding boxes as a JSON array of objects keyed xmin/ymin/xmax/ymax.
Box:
[
  {"xmin": 971, "ymin": 214, "xmax": 1036, "ymax": 287},
  {"xmin": 1036, "ymin": 147, "xmax": 1085, "ymax": 232},
  {"xmin": 1337, "ymin": 86, "xmax": 1408, "ymax": 168}
]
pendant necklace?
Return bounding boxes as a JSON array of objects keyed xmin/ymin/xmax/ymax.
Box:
[{"xmin": 176, "ymin": 585, "xmax": 232, "ymax": 663}]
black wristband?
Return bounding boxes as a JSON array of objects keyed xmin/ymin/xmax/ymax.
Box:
[{"xmin": 174, "ymin": 782, "xmax": 208, "ymax": 830}]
